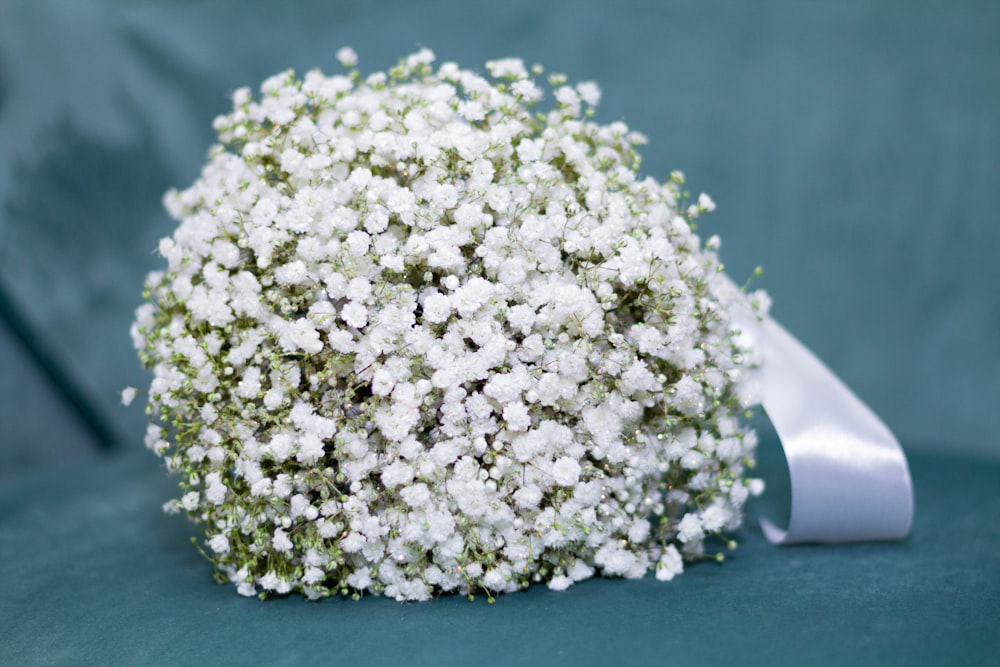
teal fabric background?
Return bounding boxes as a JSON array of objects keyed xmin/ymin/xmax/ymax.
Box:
[
  {"xmin": 0, "ymin": 1, "xmax": 998, "ymax": 664},
  {"xmin": 1, "ymin": 0, "xmax": 998, "ymax": 471}
]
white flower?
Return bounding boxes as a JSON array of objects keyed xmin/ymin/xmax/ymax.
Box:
[
  {"xmin": 510, "ymin": 79, "xmax": 542, "ymax": 102},
  {"xmin": 677, "ymin": 513, "xmax": 704, "ymax": 543},
  {"xmin": 701, "ymin": 504, "xmax": 733, "ymax": 531},
  {"xmin": 208, "ymin": 533, "xmax": 230, "ymax": 555},
  {"xmin": 381, "ymin": 461, "xmax": 414, "ymax": 489},
  {"xmin": 236, "ymin": 581, "xmax": 257, "ymax": 597},
  {"xmin": 341, "ymin": 301, "xmax": 368, "ymax": 329},
  {"xmin": 120, "ymin": 386, "xmax": 137, "ymax": 407},
  {"xmin": 516, "ymin": 138, "xmax": 543, "ymax": 163},
  {"xmin": 296, "ymin": 433, "xmax": 325, "ymax": 464},
  {"xmin": 568, "ymin": 560, "xmax": 595, "ymax": 582},
  {"xmin": 263, "ymin": 387, "xmax": 285, "ymax": 410},
  {"xmin": 133, "ymin": 48, "xmax": 764, "ymax": 602},
  {"xmin": 547, "ymin": 575, "xmax": 572, "ymax": 591},
  {"xmin": 486, "ymin": 58, "xmax": 528, "ymax": 79},
  {"xmin": 655, "ymin": 545, "xmax": 684, "ymax": 582},
  {"xmin": 236, "ymin": 367, "xmax": 261, "ymax": 399},
  {"xmin": 180, "ymin": 492, "xmax": 200, "ymax": 512},
  {"xmin": 346, "ymin": 567, "xmax": 372, "ymax": 590},
  {"xmin": 303, "ymin": 566, "xmax": 324, "ymax": 585},
  {"xmin": 458, "ymin": 100, "xmax": 486, "ymax": 122},
  {"xmin": 551, "ymin": 457, "xmax": 581, "ymax": 486},
  {"xmin": 598, "ymin": 544, "xmax": 636, "ymax": 576},
  {"xmin": 513, "ymin": 485, "xmax": 543, "ymax": 509},
  {"xmin": 422, "ymin": 292, "xmax": 451, "ymax": 323},
  {"xmin": 204, "ymin": 472, "xmax": 227, "ymax": 505},
  {"xmin": 268, "ymin": 433, "xmax": 295, "ymax": 462},
  {"xmin": 327, "ymin": 50, "xmax": 359, "ymax": 78},
  {"xmin": 576, "ymin": 81, "xmax": 601, "ymax": 106},
  {"xmin": 628, "ymin": 520, "xmax": 651, "ymax": 543},
  {"xmin": 673, "ymin": 375, "xmax": 705, "ymax": 415},
  {"xmin": 273, "ymin": 528, "xmax": 294, "ymax": 553},
  {"xmin": 554, "ymin": 86, "xmax": 580, "ymax": 112},
  {"xmin": 281, "ymin": 319, "xmax": 324, "ymax": 354},
  {"xmin": 259, "ymin": 571, "xmax": 281, "ymax": 591},
  {"xmin": 275, "ymin": 260, "xmax": 308, "ymax": 286},
  {"xmin": 400, "ymin": 483, "xmax": 431, "ymax": 507},
  {"xmin": 502, "ymin": 402, "xmax": 531, "ymax": 432}
]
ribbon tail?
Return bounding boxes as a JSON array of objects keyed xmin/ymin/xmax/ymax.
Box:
[{"xmin": 754, "ymin": 315, "xmax": 914, "ymax": 544}]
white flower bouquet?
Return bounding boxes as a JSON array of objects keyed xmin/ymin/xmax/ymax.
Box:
[{"xmin": 131, "ymin": 48, "xmax": 768, "ymax": 601}]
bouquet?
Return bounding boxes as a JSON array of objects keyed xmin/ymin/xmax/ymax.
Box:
[{"xmin": 129, "ymin": 48, "xmax": 768, "ymax": 601}]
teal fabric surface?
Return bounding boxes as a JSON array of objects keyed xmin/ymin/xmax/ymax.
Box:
[
  {"xmin": 1, "ymin": 446, "xmax": 997, "ymax": 666},
  {"xmin": 1, "ymin": 4, "xmax": 997, "ymax": 663},
  {"xmin": 1, "ymin": 0, "xmax": 999, "ymax": 472}
]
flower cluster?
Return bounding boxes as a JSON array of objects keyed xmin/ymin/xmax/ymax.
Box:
[{"xmin": 131, "ymin": 48, "xmax": 767, "ymax": 602}]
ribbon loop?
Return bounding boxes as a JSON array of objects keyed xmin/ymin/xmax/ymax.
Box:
[
  {"xmin": 754, "ymin": 317, "xmax": 914, "ymax": 544},
  {"xmin": 726, "ymin": 280, "xmax": 914, "ymax": 544}
]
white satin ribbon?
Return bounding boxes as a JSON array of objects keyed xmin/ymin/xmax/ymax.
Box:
[{"xmin": 730, "ymin": 290, "xmax": 914, "ymax": 544}]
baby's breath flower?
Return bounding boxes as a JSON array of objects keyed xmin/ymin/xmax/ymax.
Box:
[
  {"xmin": 655, "ymin": 545, "xmax": 684, "ymax": 582},
  {"xmin": 131, "ymin": 48, "xmax": 767, "ymax": 602},
  {"xmin": 120, "ymin": 386, "xmax": 137, "ymax": 407},
  {"xmin": 336, "ymin": 47, "xmax": 358, "ymax": 68}
]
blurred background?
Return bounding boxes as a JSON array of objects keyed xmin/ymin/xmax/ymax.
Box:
[{"xmin": 1, "ymin": 0, "xmax": 997, "ymax": 478}]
